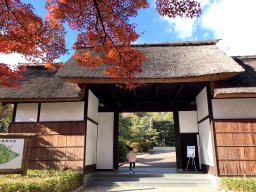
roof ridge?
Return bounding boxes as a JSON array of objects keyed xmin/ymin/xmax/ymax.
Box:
[
  {"xmin": 75, "ymin": 39, "xmax": 221, "ymax": 49},
  {"xmin": 232, "ymin": 55, "xmax": 256, "ymax": 59},
  {"xmin": 131, "ymin": 39, "xmax": 220, "ymax": 47}
]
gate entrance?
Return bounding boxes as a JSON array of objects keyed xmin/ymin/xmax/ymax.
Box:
[
  {"xmin": 118, "ymin": 112, "xmax": 176, "ymax": 173},
  {"xmin": 89, "ymin": 82, "xmax": 206, "ymax": 172}
]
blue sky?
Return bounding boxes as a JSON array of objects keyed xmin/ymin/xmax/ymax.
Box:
[{"xmin": 2, "ymin": 0, "xmax": 256, "ymax": 64}]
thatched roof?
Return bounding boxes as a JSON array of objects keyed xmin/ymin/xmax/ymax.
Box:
[
  {"xmin": 0, "ymin": 66, "xmax": 82, "ymax": 102},
  {"xmin": 57, "ymin": 40, "xmax": 245, "ymax": 83},
  {"xmin": 212, "ymin": 56, "xmax": 256, "ymax": 98}
]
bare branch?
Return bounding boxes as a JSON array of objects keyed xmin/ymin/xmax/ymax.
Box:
[
  {"xmin": 4, "ymin": 0, "xmax": 29, "ymax": 33},
  {"xmin": 92, "ymin": 0, "xmax": 127, "ymax": 67}
]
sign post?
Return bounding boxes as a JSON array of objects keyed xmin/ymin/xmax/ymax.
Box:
[
  {"xmin": 186, "ymin": 146, "xmax": 197, "ymax": 172},
  {"xmin": 0, "ymin": 133, "xmax": 34, "ymax": 175}
]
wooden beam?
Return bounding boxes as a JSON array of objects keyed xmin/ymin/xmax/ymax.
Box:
[
  {"xmin": 113, "ymin": 111, "xmax": 119, "ymax": 170},
  {"xmin": 173, "ymin": 110, "xmax": 183, "ymax": 171},
  {"xmin": 99, "ymin": 105, "xmax": 196, "ymax": 112},
  {"xmin": 12, "ymin": 103, "xmax": 17, "ymax": 123},
  {"xmin": 83, "ymin": 87, "xmax": 89, "ymax": 174},
  {"xmin": 37, "ymin": 103, "xmax": 41, "ymax": 122},
  {"xmin": 101, "ymin": 95, "xmax": 195, "ymax": 104}
]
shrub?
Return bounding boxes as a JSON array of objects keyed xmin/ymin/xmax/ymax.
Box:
[
  {"xmin": 119, "ymin": 137, "xmax": 128, "ymax": 162},
  {"xmin": 126, "ymin": 140, "xmax": 151, "ymax": 153},
  {"xmin": 130, "ymin": 141, "xmax": 142, "ymax": 153},
  {"xmin": 140, "ymin": 140, "xmax": 151, "ymax": 152},
  {"xmin": 221, "ymin": 177, "xmax": 256, "ymax": 192},
  {"xmin": 0, "ymin": 170, "xmax": 82, "ymax": 192}
]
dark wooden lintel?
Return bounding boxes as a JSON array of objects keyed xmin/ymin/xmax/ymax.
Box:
[
  {"xmin": 99, "ymin": 105, "xmax": 196, "ymax": 112},
  {"xmin": 102, "ymin": 95, "xmax": 194, "ymax": 104}
]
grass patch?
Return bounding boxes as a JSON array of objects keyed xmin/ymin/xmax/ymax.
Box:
[
  {"xmin": 221, "ymin": 177, "xmax": 256, "ymax": 192},
  {"xmin": 0, "ymin": 170, "xmax": 83, "ymax": 192}
]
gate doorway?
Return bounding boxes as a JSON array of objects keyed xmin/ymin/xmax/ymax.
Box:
[
  {"xmin": 89, "ymin": 82, "xmax": 206, "ymax": 173},
  {"xmin": 118, "ymin": 112, "xmax": 176, "ymax": 173}
]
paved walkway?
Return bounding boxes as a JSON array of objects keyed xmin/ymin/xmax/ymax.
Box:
[{"xmin": 120, "ymin": 146, "xmax": 176, "ymax": 170}]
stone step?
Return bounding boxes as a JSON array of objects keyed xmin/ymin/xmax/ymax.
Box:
[
  {"xmin": 86, "ymin": 181, "xmax": 214, "ymax": 188},
  {"xmin": 88, "ymin": 177, "xmax": 211, "ymax": 183},
  {"xmin": 86, "ymin": 172, "xmax": 214, "ymax": 188},
  {"xmin": 90, "ymin": 173, "xmax": 210, "ymax": 179}
]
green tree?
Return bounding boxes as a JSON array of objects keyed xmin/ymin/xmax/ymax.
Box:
[
  {"xmin": 130, "ymin": 113, "xmax": 146, "ymax": 139},
  {"xmin": 119, "ymin": 112, "xmax": 174, "ymax": 146},
  {"xmin": 0, "ymin": 104, "xmax": 13, "ymax": 132},
  {"xmin": 153, "ymin": 121, "xmax": 175, "ymax": 146},
  {"xmin": 119, "ymin": 114, "xmax": 133, "ymax": 139}
]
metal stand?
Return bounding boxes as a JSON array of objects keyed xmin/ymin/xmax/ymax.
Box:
[{"xmin": 186, "ymin": 157, "xmax": 197, "ymax": 172}]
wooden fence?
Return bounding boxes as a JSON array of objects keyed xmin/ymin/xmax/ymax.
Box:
[
  {"xmin": 9, "ymin": 122, "xmax": 86, "ymax": 170},
  {"xmin": 213, "ymin": 120, "xmax": 256, "ymax": 176}
]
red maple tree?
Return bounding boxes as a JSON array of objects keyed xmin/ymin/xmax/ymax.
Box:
[{"xmin": 0, "ymin": 0, "xmax": 201, "ymax": 87}]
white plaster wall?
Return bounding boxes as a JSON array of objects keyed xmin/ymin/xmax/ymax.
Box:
[
  {"xmin": 88, "ymin": 90, "xmax": 99, "ymax": 122},
  {"xmin": 85, "ymin": 120, "xmax": 98, "ymax": 165},
  {"xmin": 212, "ymin": 98, "xmax": 256, "ymax": 119},
  {"xmin": 39, "ymin": 102, "xmax": 84, "ymax": 122},
  {"xmin": 196, "ymin": 87, "xmax": 209, "ymax": 121},
  {"xmin": 198, "ymin": 118, "xmax": 214, "ymax": 166},
  {"xmin": 96, "ymin": 112, "xmax": 114, "ymax": 169},
  {"xmin": 15, "ymin": 103, "xmax": 38, "ymax": 122},
  {"xmin": 179, "ymin": 111, "xmax": 198, "ymax": 133}
]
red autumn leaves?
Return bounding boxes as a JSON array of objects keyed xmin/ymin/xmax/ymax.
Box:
[{"xmin": 0, "ymin": 0, "xmax": 200, "ymax": 87}]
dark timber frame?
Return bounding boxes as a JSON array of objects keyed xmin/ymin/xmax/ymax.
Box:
[
  {"xmin": 113, "ymin": 111, "xmax": 119, "ymax": 170},
  {"xmin": 173, "ymin": 110, "xmax": 182, "ymax": 171},
  {"xmin": 89, "ymin": 82, "xmax": 206, "ymax": 172},
  {"xmin": 83, "ymin": 86, "xmax": 89, "ymax": 174}
]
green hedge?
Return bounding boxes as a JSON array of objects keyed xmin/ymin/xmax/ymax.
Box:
[
  {"xmin": 119, "ymin": 137, "xmax": 129, "ymax": 162},
  {"xmin": 0, "ymin": 170, "xmax": 82, "ymax": 192},
  {"xmin": 221, "ymin": 177, "xmax": 256, "ymax": 192}
]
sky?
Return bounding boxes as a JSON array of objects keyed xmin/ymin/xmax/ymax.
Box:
[{"xmin": 2, "ymin": 0, "xmax": 256, "ymax": 65}]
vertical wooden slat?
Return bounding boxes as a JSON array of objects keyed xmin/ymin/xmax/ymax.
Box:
[
  {"xmin": 214, "ymin": 120, "xmax": 256, "ymax": 176},
  {"xmin": 9, "ymin": 122, "xmax": 86, "ymax": 170}
]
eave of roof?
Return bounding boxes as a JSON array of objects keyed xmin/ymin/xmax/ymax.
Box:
[
  {"xmin": 0, "ymin": 66, "xmax": 83, "ymax": 102},
  {"xmin": 212, "ymin": 55, "xmax": 256, "ymax": 98}
]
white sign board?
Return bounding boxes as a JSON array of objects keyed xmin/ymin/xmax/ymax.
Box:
[
  {"xmin": 187, "ymin": 146, "xmax": 195, "ymax": 158},
  {"xmin": 0, "ymin": 139, "xmax": 25, "ymax": 169}
]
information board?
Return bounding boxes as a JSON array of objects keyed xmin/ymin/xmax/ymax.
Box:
[
  {"xmin": 0, "ymin": 134, "xmax": 34, "ymax": 175},
  {"xmin": 0, "ymin": 138, "xmax": 25, "ymax": 169},
  {"xmin": 187, "ymin": 146, "xmax": 195, "ymax": 158}
]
